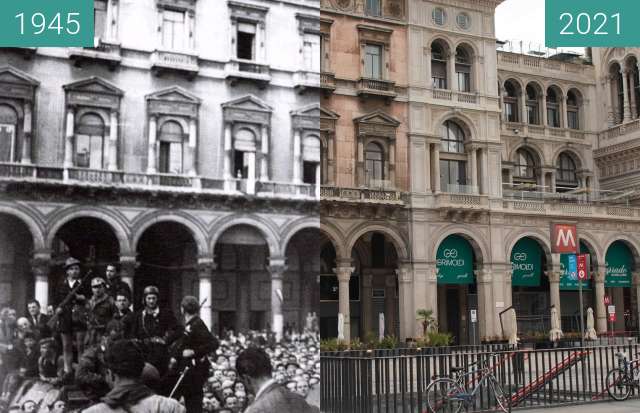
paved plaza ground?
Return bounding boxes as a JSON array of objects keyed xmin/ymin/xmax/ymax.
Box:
[{"xmin": 518, "ymin": 399, "xmax": 640, "ymax": 412}]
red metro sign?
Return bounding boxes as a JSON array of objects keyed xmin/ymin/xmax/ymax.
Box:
[{"xmin": 551, "ymin": 224, "xmax": 577, "ymax": 254}]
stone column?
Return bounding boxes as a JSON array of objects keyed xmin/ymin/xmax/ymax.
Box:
[
  {"xmin": 31, "ymin": 253, "xmax": 51, "ymax": 311},
  {"xmin": 547, "ymin": 268, "xmax": 561, "ymax": 326},
  {"xmin": 361, "ymin": 272, "xmax": 373, "ymax": 336},
  {"xmin": 315, "ymin": 164, "xmax": 320, "ymax": 199},
  {"xmin": 448, "ymin": 52, "xmax": 457, "ymax": 92},
  {"xmin": 246, "ymin": 151, "xmax": 256, "ymax": 194},
  {"xmin": 633, "ymin": 272, "xmax": 640, "ymax": 335},
  {"xmin": 384, "ymin": 274, "xmax": 396, "ymax": 337},
  {"xmin": 622, "ymin": 68, "xmax": 632, "ymax": 123},
  {"xmin": 21, "ymin": 101, "xmax": 32, "ymax": 164},
  {"xmin": 476, "ymin": 267, "xmax": 494, "ymax": 340},
  {"xmin": 613, "ymin": 286, "xmax": 625, "ymax": 331},
  {"xmin": 147, "ymin": 115, "xmax": 157, "ymax": 174},
  {"xmin": 519, "ymin": 91, "xmax": 526, "ymax": 124},
  {"xmin": 594, "ymin": 266, "xmax": 607, "ymax": 334},
  {"xmin": 605, "ymin": 76, "xmax": 615, "ymax": 126},
  {"xmin": 396, "ymin": 263, "xmax": 413, "ymax": 341},
  {"xmin": 268, "ymin": 259, "xmax": 287, "ymax": 342},
  {"xmin": 187, "ymin": 118, "xmax": 197, "ymax": 176},
  {"xmin": 292, "ymin": 128, "xmax": 302, "ymax": 184},
  {"xmin": 541, "ymin": 93, "xmax": 548, "ymax": 127},
  {"xmin": 481, "ymin": 148, "xmax": 489, "ymax": 196},
  {"xmin": 64, "ymin": 108, "xmax": 75, "ymax": 168},
  {"xmin": 413, "ymin": 263, "xmax": 435, "ymax": 338},
  {"xmin": 491, "ymin": 268, "xmax": 505, "ymax": 338},
  {"xmin": 108, "ymin": 110, "xmax": 118, "ymax": 171},
  {"xmin": 260, "ymin": 125, "xmax": 269, "ymax": 181},
  {"xmin": 335, "ymin": 262, "xmax": 354, "ymax": 342},
  {"xmin": 197, "ymin": 257, "xmax": 214, "ymax": 330},
  {"xmin": 630, "ymin": 73, "xmax": 638, "ymax": 118},
  {"xmin": 504, "ymin": 269, "xmax": 513, "ymax": 309},
  {"xmin": 425, "ymin": 143, "xmax": 432, "ymax": 192},
  {"xmin": 223, "ymin": 122, "xmax": 232, "ymax": 180},
  {"xmin": 561, "ymin": 94, "xmax": 569, "ymax": 129},
  {"xmin": 433, "ymin": 145, "xmax": 441, "ymax": 193},
  {"xmin": 468, "ymin": 147, "xmax": 478, "ymax": 192},
  {"xmin": 118, "ymin": 255, "xmax": 136, "ymax": 292}
]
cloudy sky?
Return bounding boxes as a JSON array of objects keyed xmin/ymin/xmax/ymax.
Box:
[{"xmin": 495, "ymin": 0, "xmax": 584, "ymax": 55}]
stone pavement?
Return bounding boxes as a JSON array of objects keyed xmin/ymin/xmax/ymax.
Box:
[{"xmin": 517, "ymin": 399, "xmax": 640, "ymax": 413}]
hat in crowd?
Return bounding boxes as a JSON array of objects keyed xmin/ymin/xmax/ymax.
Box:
[
  {"xmin": 91, "ymin": 277, "xmax": 106, "ymax": 287},
  {"xmin": 63, "ymin": 257, "xmax": 81, "ymax": 270},
  {"xmin": 39, "ymin": 337, "xmax": 57, "ymax": 350},
  {"xmin": 104, "ymin": 339, "xmax": 145, "ymax": 378},
  {"xmin": 142, "ymin": 285, "xmax": 159, "ymax": 298}
]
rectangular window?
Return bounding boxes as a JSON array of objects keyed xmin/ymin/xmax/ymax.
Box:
[
  {"xmin": 440, "ymin": 159, "xmax": 467, "ymax": 193},
  {"xmin": 364, "ymin": 44, "xmax": 382, "ymax": 79},
  {"xmin": 568, "ymin": 111, "xmax": 579, "ymax": 129},
  {"xmin": 162, "ymin": 9, "xmax": 186, "ymax": 50},
  {"xmin": 303, "ymin": 161, "xmax": 317, "ymax": 184},
  {"xmin": 365, "ymin": 0, "xmax": 381, "ymax": 16},
  {"xmin": 159, "ymin": 141, "xmax": 183, "ymax": 174},
  {"xmin": 505, "ymin": 102, "xmax": 517, "ymax": 122},
  {"xmin": 527, "ymin": 104, "xmax": 539, "ymax": 124},
  {"xmin": 432, "ymin": 61, "xmax": 447, "ymax": 89},
  {"xmin": 234, "ymin": 150, "xmax": 247, "ymax": 178},
  {"xmin": 76, "ymin": 134, "xmax": 104, "ymax": 169},
  {"xmin": 0, "ymin": 124, "xmax": 16, "ymax": 163},
  {"xmin": 457, "ymin": 71, "xmax": 470, "ymax": 92},
  {"xmin": 547, "ymin": 107, "xmax": 560, "ymax": 127},
  {"xmin": 237, "ymin": 22, "xmax": 256, "ymax": 60},
  {"xmin": 303, "ymin": 33, "xmax": 320, "ymax": 72},
  {"xmin": 94, "ymin": 0, "xmax": 108, "ymax": 39}
]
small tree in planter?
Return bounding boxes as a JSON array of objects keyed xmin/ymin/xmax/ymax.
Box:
[{"xmin": 416, "ymin": 309, "xmax": 437, "ymax": 336}]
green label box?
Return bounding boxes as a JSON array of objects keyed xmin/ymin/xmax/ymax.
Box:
[{"xmin": 0, "ymin": 0, "xmax": 93, "ymax": 47}]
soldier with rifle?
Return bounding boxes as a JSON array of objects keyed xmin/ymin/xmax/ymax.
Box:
[
  {"xmin": 128, "ymin": 286, "xmax": 181, "ymax": 378},
  {"xmin": 168, "ymin": 296, "xmax": 218, "ymax": 413},
  {"xmin": 49, "ymin": 257, "xmax": 91, "ymax": 381}
]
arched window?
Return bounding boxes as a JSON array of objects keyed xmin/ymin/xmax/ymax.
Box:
[
  {"xmin": 441, "ymin": 120, "xmax": 465, "ymax": 153},
  {"xmin": 503, "ymin": 80, "xmax": 519, "ymax": 122},
  {"xmin": 365, "ymin": 142, "xmax": 384, "ymax": 187},
  {"xmin": 556, "ymin": 152, "xmax": 578, "ymax": 190},
  {"xmin": 0, "ymin": 105, "xmax": 18, "ymax": 163},
  {"xmin": 514, "ymin": 148, "xmax": 536, "ymax": 179},
  {"xmin": 455, "ymin": 46, "xmax": 472, "ymax": 92},
  {"xmin": 526, "ymin": 84, "xmax": 540, "ymax": 125},
  {"xmin": 158, "ymin": 121, "xmax": 184, "ymax": 174},
  {"xmin": 75, "ymin": 113, "xmax": 106, "ymax": 169},
  {"xmin": 546, "ymin": 88, "xmax": 561, "ymax": 128},
  {"xmin": 566, "ymin": 90, "xmax": 580, "ymax": 130},
  {"xmin": 431, "ymin": 41, "xmax": 448, "ymax": 89},
  {"xmin": 610, "ymin": 64, "xmax": 624, "ymax": 124}
]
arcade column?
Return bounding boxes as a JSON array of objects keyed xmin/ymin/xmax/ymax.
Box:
[
  {"xmin": 334, "ymin": 262, "xmax": 354, "ymax": 342},
  {"xmin": 268, "ymin": 258, "xmax": 287, "ymax": 342},
  {"xmin": 31, "ymin": 252, "xmax": 51, "ymax": 310},
  {"xmin": 197, "ymin": 257, "xmax": 214, "ymax": 330},
  {"xmin": 594, "ymin": 266, "xmax": 607, "ymax": 334}
]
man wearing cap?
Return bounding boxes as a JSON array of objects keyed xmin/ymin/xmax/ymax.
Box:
[
  {"xmin": 129, "ymin": 286, "xmax": 181, "ymax": 377},
  {"xmin": 112, "ymin": 293, "xmax": 133, "ymax": 337},
  {"xmin": 54, "ymin": 257, "xmax": 90, "ymax": 379},
  {"xmin": 104, "ymin": 264, "xmax": 132, "ymax": 302},
  {"xmin": 82, "ymin": 339, "xmax": 185, "ymax": 413},
  {"xmin": 85, "ymin": 277, "xmax": 117, "ymax": 348},
  {"xmin": 169, "ymin": 296, "xmax": 218, "ymax": 413}
]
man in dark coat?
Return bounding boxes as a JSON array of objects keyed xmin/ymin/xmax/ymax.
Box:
[
  {"xmin": 236, "ymin": 348, "xmax": 319, "ymax": 413},
  {"xmin": 112, "ymin": 293, "xmax": 133, "ymax": 337},
  {"xmin": 169, "ymin": 296, "xmax": 218, "ymax": 413},
  {"xmin": 54, "ymin": 257, "xmax": 91, "ymax": 379},
  {"xmin": 128, "ymin": 286, "xmax": 181, "ymax": 376},
  {"xmin": 85, "ymin": 277, "xmax": 117, "ymax": 347},
  {"xmin": 25, "ymin": 299, "xmax": 51, "ymax": 339},
  {"xmin": 104, "ymin": 264, "xmax": 132, "ymax": 302}
]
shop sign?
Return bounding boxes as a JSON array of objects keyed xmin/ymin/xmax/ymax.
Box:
[
  {"xmin": 436, "ymin": 235, "xmax": 474, "ymax": 285},
  {"xmin": 605, "ymin": 241, "xmax": 632, "ymax": 288},
  {"xmin": 560, "ymin": 253, "xmax": 592, "ymax": 290},
  {"xmin": 551, "ymin": 223, "xmax": 577, "ymax": 253},
  {"xmin": 511, "ymin": 238, "xmax": 542, "ymax": 287}
]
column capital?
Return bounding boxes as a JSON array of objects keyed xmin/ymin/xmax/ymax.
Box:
[
  {"xmin": 395, "ymin": 265, "xmax": 413, "ymax": 283},
  {"xmin": 632, "ymin": 271, "xmax": 640, "ymax": 285},
  {"xmin": 267, "ymin": 260, "xmax": 287, "ymax": 279},
  {"xmin": 31, "ymin": 254, "xmax": 51, "ymax": 279},
  {"xmin": 594, "ymin": 266, "xmax": 606, "ymax": 283},
  {"xmin": 334, "ymin": 266, "xmax": 354, "ymax": 282},
  {"xmin": 197, "ymin": 256, "xmax": 216, "ymax": 277},
  {"xmin": 475, "ymin": 267, "xmax": 492, "ymax": 283},
  {"xmin": 546, "ymin": 270, "xmax": 561, "ymax": 283}
]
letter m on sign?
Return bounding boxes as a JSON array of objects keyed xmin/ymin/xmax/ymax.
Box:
[{"xmin": 551, "ymin": 223, "xmax": 577, "ymax": 253}]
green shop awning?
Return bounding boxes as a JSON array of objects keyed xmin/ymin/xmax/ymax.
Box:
[
  {"xmin": 605, "ymin": 241, "xmax": 633, "ymax": 288},
  {"xmin": 511, "ymin": 237, "xmax": 542, "ymax": 287},
  {"xmin": 436, "ymin": 235, "xmax": 474, "ymax": 285}
]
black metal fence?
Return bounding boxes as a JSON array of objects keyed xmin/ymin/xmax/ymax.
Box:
[{"xmin": 321, "ymin": 343, "xmax": 640, "ymax": 413}]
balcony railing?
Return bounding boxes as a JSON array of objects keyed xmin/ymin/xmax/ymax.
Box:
[
  {"xmin": 68, "ymin": 38, "xmax": 122, "ymax": 68},
  {"xmin": 356, "ymin": 77, "xmax": 397, "ymax": 99},
  {"xmin": 497, "ymin": 51, "xmax": 591, "ymax": 77},
  {"xmin": 225, "ymin": 59, "xmax": 271, "ymax": 87},
  {"xmin": 321, "ymin": 185, "xmax": 406, "ymax": 203},
  {"xmin": 320, "ymin": 72, "xmax": 336, "ymax": 92},
  {"xmin": 257, "ymin": 181, "xmax": 318, "ymax": 199},
  {"xmin": 502, "ymin": 123, "xmax": 588, "ymax": 139},
  {"xmin": 599, "ymin": 118, "xmax": 640, "ymax": 141},
  {"xmin": 294, "ymin": 70, "xmax": 320, "ymax": 92},
  {"xmin": 430, "ymin": 89, "xmax": 478, "ymax": 104},
  {"xmin": 444, "ymin": 183, "xmax": 478, "ymax": 195},
  {"xmin": 151, "ymin": 50, "xmax": 199, "ymax": 78}
]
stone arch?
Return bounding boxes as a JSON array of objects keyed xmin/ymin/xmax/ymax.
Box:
[
  {"xmin": 320, "ymin": 221, "xmax": 347, "ymax": 260},
  {"xmin": 509, "ymin": 142, "xmax": 546, "ymax": 167},
  {"xmin": 430, "ymin": 224, "xmax": 489, "ymax": 265},
  {"xmin": 428, "ymin": 35, "xmax": 454, "ymax": 54},
  {"xmin": 502, "ymin": 77, "xmax": 525, "ymax": 93},
  {"xmin": 545, "ymin": 83, "xmax": 566, "ymax": 100},
  {"xmin": 209, "ymin": 214, "xmax": 280, "ymax": 258},
  {"xmin": 346, "ymin": 222, "xmax": 409, "ymax": 261},
  {"xmin": 505, "ymin": 229, "xmax": 553, "ymax": 266},
  {"xmin": 132, "ymin": 211, "xmax": 208, "ymax": 257},
  {"xmin": 280, "ymin": 216, "xmax": 320, "ymax": 254},
  {"xmin": 578, "ymin": 230, "xmax": 603, "ymax": 268},
  {"xmin": 0, "ymin": 204, "xmax": 45, "ymax": 252},
  {"xmin": 433, "ymin": 110, "xmax": 479, "ymax": 140},
  {"xmin": 602, "ymin": 233, "xmax": 640, "ymax": 269},
  {"xmin": 46, "ymin": 207, "xmax": 131, "ymax": 255},
  {"xmin": 551, "ymin": 147, "xmax": 585, "ymax": 170},
  {"xmin": 454, "ymin": 40, "xmax": 479, "ymax": 57},
  {"xmin": 623, "ymin": 52, "xmax": 640, "ymax": 70}
]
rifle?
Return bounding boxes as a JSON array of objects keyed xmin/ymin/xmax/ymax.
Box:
[{"xmin": 46, "ymin": 269, "xmax": 93, "ymax": 330}]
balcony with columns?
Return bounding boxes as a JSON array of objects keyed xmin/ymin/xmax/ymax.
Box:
[
  {"xmin": 320, "ymin": 72, "xmax": 336, "ymax": 94},
  {"xmin": 68, "ymin": 39, "xmax": 122, "ymax": 70},
  {"xmin": 356, "ymin": 77, "xmax": 397, "ymax": 102}
]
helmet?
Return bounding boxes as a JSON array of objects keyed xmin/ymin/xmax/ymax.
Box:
[
  {"xmin": 91, "ymin": 277, "xmax": 106, "ymax": 287},
  {"xmin": 181, "ymin": 295, "xmax": 200, "ymax": 314},
  {"xmin": 63, "ymin": 257, "xmax": 82, "ymax": 270},
  {"xmin": 142, "ymin": 285, "xmax": 159, "ymax": 298}
]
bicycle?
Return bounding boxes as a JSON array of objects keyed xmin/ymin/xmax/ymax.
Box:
[
  {"xmin": 606, "ymin": 351, "xmax": 640, "ymax": 401},
  {"xmin": 425, "ymin": 355, "xmax": 509, "ymax": 413}
]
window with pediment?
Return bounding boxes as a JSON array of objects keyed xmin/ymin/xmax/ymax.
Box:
[
  {"xmin": 156, "ymin": 0, "xmax": 196, "ymax": 51},
  {"xmin": 63, "ymin": 77, "xmax": 122, "ymax": 170},
  {"xmin": 297, "ymin": 14, "xmax": 321, "ymax": 74},
  {"xmin": 291, "ymin": 104, "xmax": 321, "ymax": 186},
  {"xmin": 320, "ymin": 107, "xmax": 339, "ymax": 186},
  {"xmin": 357, "ymin": 25, "xmax": 392, "ymax": 81},
  {"xmin": 354, "ymin": 110, "xmax": 399, "ymax": 188},
  {"xmin": 0, "ymin": 67, "xmax": 38, "ymax": 164},
  {"xmin": 229, "ymin": 1, "xmax": 268, "ymax": 63}
]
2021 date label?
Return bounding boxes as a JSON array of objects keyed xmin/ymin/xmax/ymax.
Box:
[
  {"xmin": 0, "ymin": 0, "xmax": 93, "ymax": 47},
  {"xmin": 546, "ymin": 0, "xmax": 640, "ymax": 47}
]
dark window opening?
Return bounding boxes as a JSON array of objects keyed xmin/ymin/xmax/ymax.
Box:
[
  {"xmin": 303, "ymin": 161, "xmax": 317, "ymax": 184},
  {"xmin": 372, "ymin": 233, "xmax": 386, "ymax": 268},
  {"xmin": 237, "ymin": 30, "xmax": 254, "ymax": 60},
  {"xmin": 234, "ymin": 150, "xmax": 247, "ymax": 178}
]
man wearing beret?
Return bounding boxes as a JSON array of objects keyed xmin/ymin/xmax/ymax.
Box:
[
  {"xmin": 54, "ymin": 257, "xmax": 90, "ymax": 380},
  {"xmin": 82, "ymin": 339, "xmax": 185, "ymax": 413}
]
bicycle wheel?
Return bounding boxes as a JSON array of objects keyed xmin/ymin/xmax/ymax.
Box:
[
  {"xmin": 488, "ymin": 375, "xmax": 509, "ymax": 413},
  {"xmin": 606, "ymin": 368, "xmax": 632, "ymax": 401},
  {"xmin": 426, "ymin": 378, "xmax": 465, "ymax": 413}
]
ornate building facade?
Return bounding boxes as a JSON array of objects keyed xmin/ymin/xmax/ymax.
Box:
[
  {"xmin": 321, "ymin": 0, "xmax": 640, "ymax": 344},
  {"xmin": 0, "ymin": 0, "xmax": 320, "ymax": 338}
]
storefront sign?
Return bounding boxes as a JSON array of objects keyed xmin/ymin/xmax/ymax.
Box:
[
  {"xmin": 577, "ymin": 254, "xmax": 588, "ymax": 280},
  {"xmin": 436, "ymin": 235, "xmax": 474, "ymax": 285},
  {"xmin": 470, "ymin": 309, "xmax": 477, "ymax": 323},
  {"xmin": 560, "ymin": 253, "xmax": 592, "ymax": 290},
  {"xmin": 551, "ymin": 223, "xmax": 577, "ymax": 253},
  {"xmin": 511, "ymin": 237, "xmax": 542, "ymax": 287},
  {"xmin": 605, "ymin": 241, "xmax": 632, "ymax": 288}
]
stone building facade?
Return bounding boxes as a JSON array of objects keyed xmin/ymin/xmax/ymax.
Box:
[
  {"xmin": 0, "ymin": 0, "xmax": 320, "ymax": 338},
  {"xmin": 321, "ymin": 0, "xmax": 640, "ymax": 344}
]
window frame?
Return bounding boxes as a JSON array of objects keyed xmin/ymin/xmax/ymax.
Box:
[{"xmin": 364, "ymin": 43, "xmax": 383, "ymax": 80}]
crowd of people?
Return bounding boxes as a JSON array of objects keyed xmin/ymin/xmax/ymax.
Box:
[{"xmin": 0, "ymin": 258, "xmax": 320, "ymax": 413}]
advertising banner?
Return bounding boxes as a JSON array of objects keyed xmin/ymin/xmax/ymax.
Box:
[{"xmin": 436, "ymin": 235, "xmax": 474, "ymax": 285}]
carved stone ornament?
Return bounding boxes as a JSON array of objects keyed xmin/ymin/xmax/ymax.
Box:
[
  {"xmin": 146, "ymin": 86, "xmax": 200, "ymax": 117},
  {"xmin": 335, "ymin": 0, "xmax": 352, "ymax": 11},
  {"xmin": 354, "ymin": 110, "xmax": 400, "ymax": 139},
  {"xmin": 64, "ymin": 77, "xmax": 123, "ymax": 110},
  {"xmin": 0, "ymin": 66, "xmax": 39, "ymax": 101},
  {"xmin": 222, "ymin": 95, "xmax": 272, "ymax": 125}
]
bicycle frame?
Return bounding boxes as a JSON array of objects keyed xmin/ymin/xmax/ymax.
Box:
[{"xmin": 448, "ymin": 367, "xmax": 499, "ymax": 405}]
